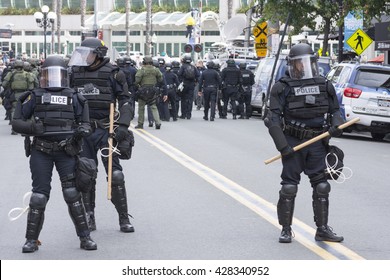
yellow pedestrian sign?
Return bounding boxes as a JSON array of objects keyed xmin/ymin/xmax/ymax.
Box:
[
  {"xmin": 253, "ymin": 22, "xmax": 267, "ymax": 58},
  {"xmin": 346, "ymin": 28, "xmax": 373, "ymax": 55}
]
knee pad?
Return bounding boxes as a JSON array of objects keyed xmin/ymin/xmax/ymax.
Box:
[
  {"xmin": 280, "ymin": 184, "xmax": 298, "ymax": 198},
  {"xmin": 112, "ymin": 170, "xmax": 125, "ymax": 186},
  {"xmin": 314, "ymin": 181, "xmax": 331, "ymax": 196},
  {"xmin": 62, "ymin": 187, "xmax": 81, "ymax": 203},
  {"xmin": 29, "ymin": 193, "xmax": 48, "ymax": 209}
]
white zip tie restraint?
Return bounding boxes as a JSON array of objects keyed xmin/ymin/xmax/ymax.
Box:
[
  {"xmin": 325, "ymin": 153, "xmax": 353, "ymax": 184},
  {"xmin": 8, "ymin": 191, "xmax": 32, "ymax": 221}
]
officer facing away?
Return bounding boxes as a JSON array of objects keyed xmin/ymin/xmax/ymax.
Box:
[
  {"xmin": 264, "ymin": 43, "xmax": 345, "ymax": 243},
  {"xmin": 238, "ymin": 62, "xmax": 254, "ymax": 119},
  {"xmin": 134, "ymin": 56, "xmax": 166, "ymax": 129},
  {"xmin": 69, "ymin": 38, "xmax": 135, "ymax": 233},
  {"xmin": 198, "ymin": 61, "xmax": 221, "ymax": 121},
  {"xmin": 12, "ymin": 55, "xmax": 97, "ymax": 252},
  {"xmin": 220, "ymin": 59, "xmax": 242, "ymax": 119}
]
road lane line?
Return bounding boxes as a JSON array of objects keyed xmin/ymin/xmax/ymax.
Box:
[{"xmin": 132, "ymin": 127, "xmax": 365, "ymax": 260}]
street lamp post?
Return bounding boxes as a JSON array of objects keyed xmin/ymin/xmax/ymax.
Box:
[{"xmin": 34, "ymin": 5, "xmax": 56, "ymax": 59}]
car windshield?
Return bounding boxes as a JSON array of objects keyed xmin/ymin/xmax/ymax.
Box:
[{"xmin": 355, "ymin": 69, "xmax": 390, "ymax": 88}]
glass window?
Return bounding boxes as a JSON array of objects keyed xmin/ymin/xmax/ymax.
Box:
[
  {"xmin": 0, "ymin": 0, "xmax": 11, "ymax": 8},
  {"xmin": 27, "ymin": 0, "xmax": 40, "ymax": 8},
  {"xmin": 355, "ymin": 69, "xmax": 390, "ymax": 88},
  {"xmin": 160, "ymin": 0, "xmax": 176, "ymax": 7},
  {"xmin": 131, "ymin": 0, "xmax": 145, "ymax": 9},
  {"xmin": 166, "ymin": 43, "xmax": 172, "ymax": 57},
  {"xmin": 134, "ymin": 43, "xmax": 140, "ymax": 52},
  {"xmin": 14, "ymin": 0, "xmax": 27, "ymax": 8},
  {"xmin": 173, "ymin": 43, "xmax": 180, "ymax": 57},
  {"xmin": 26, "ymin": 43, "xmax": 31, "ymax": 57},
  {"xmin": 338, "ymin": 67, "xmax": 351, "ymax": 84},
  {"xmin": 176, "ymin": 0, "xmax": 192, "ymax": 9}
]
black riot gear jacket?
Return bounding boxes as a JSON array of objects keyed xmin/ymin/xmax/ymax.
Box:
[
  {"xmin": 240, "ymin": 69, "xmax": 254, "ymax": 86},
  {"xmin": 221, "ymin": 64, "xmax": 242, "ymax": 86},
  {"xmin": 198, "ymin": 68, "xmax": 221, "ymax": 91}
]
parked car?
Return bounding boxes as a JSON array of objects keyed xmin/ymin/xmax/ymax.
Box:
[
  {"xmin": 326, "ymin": 62, "xmax": 390, "ymax": 140},
  {"xmin": 250, "ymin": 53, "xmax": 332, "ymax": 119}
]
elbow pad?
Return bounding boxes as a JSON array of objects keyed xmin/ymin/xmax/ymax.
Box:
[
  {"xmin": 117, "ymin": 102, "xmax": 132, "ymax": 126},
  {"xmin": 331, "ymin": 111, "xmax": 344, "ymax": 127}
]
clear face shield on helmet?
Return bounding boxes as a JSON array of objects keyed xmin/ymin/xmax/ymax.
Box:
[
  {"xmin": 288, "ymin": 55, "xmax": 319, "ymax": 80},
  {"xmin": 40, "ymin": 66, "xmax": 69, "ymax": 88},
  {"xmin": 68, "ymin": 46, "xmax": 97, "ymax": 66}
]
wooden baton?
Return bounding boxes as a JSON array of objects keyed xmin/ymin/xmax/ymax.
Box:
[
  {"xmin": 107, "ymin": 102, "xmax": 115, "ymax": 200},
  {"xmin": 264, "ymin": 117, "xmax": 360, "ymax": 165}
]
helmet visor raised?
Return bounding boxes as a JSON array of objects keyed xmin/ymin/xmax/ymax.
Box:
[
  {"xmin": 40, "ymin": 66, "xmax": 69, "ymax": 88},
  {"xmin": 68, "ymin": 46, "xmax": 97, "ymax": 66},
  {"xmin": 288, "ymin": 55, "xmax": 319, "ymax": 80}
]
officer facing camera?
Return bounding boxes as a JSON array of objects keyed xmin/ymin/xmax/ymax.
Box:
[
  {"xmin": 12, "ymin": 55, "xmax": 97, "ymax": 253},
  {"xmin": 264, "ymin": 43, "xmax": 345, "ymax": 244}
]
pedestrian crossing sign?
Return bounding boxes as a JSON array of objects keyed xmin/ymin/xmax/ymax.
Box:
[{"xmin": 346, "ymin": 28, "xmax": 373, "ymax": 55}]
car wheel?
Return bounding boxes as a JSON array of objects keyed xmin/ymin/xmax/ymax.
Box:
[{"xmin": 371, "ymin": 132, "xmax": 386, "ymax": 141}]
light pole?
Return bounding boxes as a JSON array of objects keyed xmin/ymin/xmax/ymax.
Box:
[{"xmin": 34, "ymin": 5, "xmax": 56, "ymax": 59}]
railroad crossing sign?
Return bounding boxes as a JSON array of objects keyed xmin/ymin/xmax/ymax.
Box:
[
  {"xmin": 346, "ymin": 28, "xmax": 373, "ymax": 55},
  {"xmin": 253, "ymin": 22, "xmax": 267, "ymax": 57}
]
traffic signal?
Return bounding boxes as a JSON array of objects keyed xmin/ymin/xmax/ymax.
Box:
[
  {"xmin": 194, "ymin": 44, "xmax": 202, "ymax": 53},
  {"xmin": 184, "ymin": 44, "xmax": 193, "ymax": 53}
]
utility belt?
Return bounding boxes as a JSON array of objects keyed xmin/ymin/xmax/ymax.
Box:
[
  {"xmin": 226, "ymin": 84, "xmax": 239, "ymax": 87},
  {"xmin": 284, "ymin": 122, "xmax": 324, "ymax": 140},
  {"xmin": 32, "ymin": 138, "xmax": 67, "ymax": 154},
  {"xmin": 166, "ymin": 84, "xmax": 176, "ymax": 89},
  {"xmin": 205, "ymin": 84, "xmax": 217, "ymax": 88}
]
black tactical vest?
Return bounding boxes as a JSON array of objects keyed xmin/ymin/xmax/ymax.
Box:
[
  {"xmin": 71, "ymin": 63, "xmax": 117, "ymax": 119},
  {"xmin": 33, "ymin": 88, "xmax": 75, "ymax": 134},
  {"xmin": 223, "ymin": 67, "xmax": 241, "ymax": 85},
  {"xmin": 280, "ymin": 76, "xmax": 329, "ymax": 120},
  {"xmin": 241, "ymin": 69, "xmax": 252, "ymax": 86}
]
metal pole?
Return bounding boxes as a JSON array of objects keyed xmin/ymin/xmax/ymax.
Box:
[
  {"xmin": 43, "ymin": 17, "xmax": 47, "ymax": 59},
  {"xmin": 338, "ymin": 0, "xmax": 343, "ymax": 63}
]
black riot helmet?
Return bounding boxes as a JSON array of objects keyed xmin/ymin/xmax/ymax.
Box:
[
  {"xmin": 68, "ymin": 38, "xmax": 107, "ymax": 66},
  {"xmin": 171, "ymin": 60, "xmax": 180, "ymax": 68},
  {"xmin": 183, "ymin": 54, "xmax": 192, "ymax": 63},
  {"xmin": 206, "ymin": 61, "xmax": 215, "ymax": 69},
  {"xmin": 227, "ymin": 59, "xmax": 236, "ymax": 67},
  {"xmin": 165, "ymin": 62, "xmax": 172, "ymax": 71},
  {"xmin": 287, "ymin": 43, "xmax": 319, "ymax": 80},
  {"xmin": 40, "ymin": 55, "xmax": 69, "ymax": 89},
  {"xmin": 239, "ymin": 62, "xmax": 247, "ymax": 70},
  {"xmin": 116, "ymin": 57, "xmax": 125, "ymax": 67},
  {"xmin": 158, "ymin": 58, "xmax": 165, "ymax": 66}
]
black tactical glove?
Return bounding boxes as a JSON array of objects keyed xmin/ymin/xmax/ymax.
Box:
[
  {"xmin": 75, "ymin": 123, "xmax": 92, "ymax": 138},
  {"xmin": 115, "ymin": 125, "xmax": 129, "ymax": 142},
  {"xmin": 280, "ymin": 145, "xmax": 295, "ymax": 159},
  {"xmin": 328, "ymin": 126, "xmax": 343, "ymax": 137}
]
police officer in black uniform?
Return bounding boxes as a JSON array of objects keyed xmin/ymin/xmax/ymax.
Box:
[
  {"xmin": 198, "ymin": 61, "xmax": 221, "ymax": 121},
  {"xmin": 177, "ymin": 54, "xmax": 199, "ymax": 119},
  {"xmin": 238, "ymin": 62, "xmax": 254, "ymax": 119},
  {"xmin": 164, "ymin": 62, "xmax": 179, "ymax": 121},
  {"xmin": 221, "ymin": 59, "xmax": 242, "ymax": 119},
  {"xmin": 264, "ymin": 43, "xmax": 344, "ymax": 243},
  {"xmin": 68, "ymin": 38, "xmax": 135, "ymax": 233},
  {"xmin": 12, "ymin": 55, "xmax": 97, "ymax": 252}
]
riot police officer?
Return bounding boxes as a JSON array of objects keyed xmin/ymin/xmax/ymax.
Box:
[
  {"xmin": 220, "ymin": 59, "xmax": 242, "ymax": 119},
  {"xmin": 264, "ymin": 43, "xmax": 344, "ymax": 243},
  {"xmin": 164, "ymin": 62, "xmax": 179, "ymax": 121},
  {"xmin": 238, "ymin": 62, "xmax": 254, "ymax": 119},
  {"xmin": 177, "ymin": 54, "xmax": 199, "ymax": 119},
  {"xmin": 198, "ymin": 61, "xmax": 221, "ymax": 121},
  {"xmin": 68, "ymin": 38, "xmax": 135, "ymax": 233},
  {"xmin": 12, "ymin": 55, "xmax": 97, "ymax": 252}
]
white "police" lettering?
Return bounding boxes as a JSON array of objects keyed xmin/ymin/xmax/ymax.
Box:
[
  {"xmin": 50, "ymin": 96, "xmax": 67, "ymax": 105},
  {"xmin": 294, "ymin": 85, "xmax": 320, "ymax": 96},
  {"xmin": 77, "ymin": 87, "xmax": 100, "ymax": 95}
]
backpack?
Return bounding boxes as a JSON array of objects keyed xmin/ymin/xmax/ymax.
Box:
[{"xmin": 183, "ymin": 65, "xmax": 195, "ymax": 80}]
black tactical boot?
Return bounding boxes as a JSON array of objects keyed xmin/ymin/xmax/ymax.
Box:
[
  {"xmin": 22, "ymin": 239, "xmax": 40, "ymax": 253},
  {"xmin": 111, "ymin": 183, "xmax": 135, "ymax": 233},
  {"xmin": 315, "ymin": 225, "xmax": 344, "ymax": 242},
  {"xmin": 82, "ymin": 191, "xmax": 96, "ymax": 231},
  {"xmin": 80, "ymin": 235, "xmax": 97, "ymax": 250},
  {"xmin": 119, "ymin": 213, "xmax": 135, "ymax": 233},
  {"xmin": 279, "ymin": 226, "xmax": 293, "ymax": 243},
  {"xmin": 23, "ymin": 193, "xmax": 47, "ymax": 253},
  {"xmin": 155, "ymin": 123, "xmax": 161, "ymax": 129},
  {"xmin": 86, "ymin": 211, "xmax": 96, "ymax": 231},
  {"xmin": 135, "ymin": 124, "xmax": 143, "ymax": 129}
]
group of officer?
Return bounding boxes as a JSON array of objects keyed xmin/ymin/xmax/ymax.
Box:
[{"xmin": 4, "ymin": 38, "xmax": 347, "ymax": 252}]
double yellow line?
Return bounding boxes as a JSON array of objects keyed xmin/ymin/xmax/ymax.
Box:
[{"xmin": 132, "ymin": 127, "xmax": 364, "ymax": 260}]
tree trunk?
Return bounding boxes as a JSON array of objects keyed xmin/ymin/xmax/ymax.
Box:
[
  {"xmin": 81, "ymin": 0, "xmax": 86, "ymax": 42},
  {"xmin": 56, "ymin": 0, "xmax": 62, "ymax": 54},
  {"xmin": 322, "ymin": 17, "xmax": 331, "ymax": 56},
  {"xmin": 145, "ymin": 0, "xmax": 152, "ymax": 56}
]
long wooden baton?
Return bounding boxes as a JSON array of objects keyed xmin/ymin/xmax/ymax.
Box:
[
  {"xmin": 264, "ymin": 117, "xmax": 360, "ymax": 165},
  {"xmin": 107, "ymin": 102, "xmax": 115, "ymax": 200}
]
